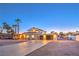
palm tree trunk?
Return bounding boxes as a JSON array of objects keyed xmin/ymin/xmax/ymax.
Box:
[
  {"xmin": 17, "ymin": 23, "xmax": 19, "ymax": 34},
  {"xmin": 15, "ymin": 27, "xmax": 16, "ymax": 34}
]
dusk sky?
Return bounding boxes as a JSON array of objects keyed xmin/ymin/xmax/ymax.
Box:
[{"xmin": 0, "ymin": 3, "xmax": 79, "ymax": 33}]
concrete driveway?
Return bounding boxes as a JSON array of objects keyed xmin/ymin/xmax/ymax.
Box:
[{"xmin": 27, "ymin": 40, "xmax": 79, "ymax": 56}]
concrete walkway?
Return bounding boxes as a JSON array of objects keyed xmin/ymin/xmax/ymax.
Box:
[
  {"xmin": 0, "ymin": 40, "xmax": 51, "ymax": 56},
  {"xmin": 27, "ymin": 40, "xmax": 79, "ymax": 56}
]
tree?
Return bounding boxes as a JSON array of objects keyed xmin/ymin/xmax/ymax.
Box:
[
  {"xmin": 2, "ymin": 22, "xmax": 14, "ymax": 34},
  {"xmin": 59, "ymin": 32, "xmax": 64, "ymax": 35},
  {"xmin": 12, "ymin": 24, "xmax": 17, "ymax": 34},
  {"xmin": 0, "ymin": 26, "xmax": 2, "ymax": 33},
  {"xmin": 15, "ymin": 18, "xmax": 21, "ymax": 34}
]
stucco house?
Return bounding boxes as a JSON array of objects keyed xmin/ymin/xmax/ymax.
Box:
[{"xmin": 23, "ymin": 27, "xmax": 46, "ymax": 40}]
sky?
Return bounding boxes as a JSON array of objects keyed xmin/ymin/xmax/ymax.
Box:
[{"xmin": 0, "ymin": 3, "xmax": 79, "ymax": 33}]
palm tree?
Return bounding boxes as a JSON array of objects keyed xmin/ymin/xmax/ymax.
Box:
[
  {"xmin": 12, "ymin": 24, "xmax": 17, "ymax": 34},
  {"xmin": 15, "ymin": 18, "xmax": 21, "ymax": 34}
]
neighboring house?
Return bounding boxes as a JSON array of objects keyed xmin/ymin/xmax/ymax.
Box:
[
  {"xmin": 0, "ymin": 33, "xmax": 13, "ymax": 39},
  {"xmin": 67, "ymin": 34, "xmax": 76, "ymax": 40},
  {"xmin": 76, "ymin": 34, "xmax": 79, "ymax": 41},
  {"xmin": 50, "ymin": 32, "xmax": 58, "ymax": 40}
]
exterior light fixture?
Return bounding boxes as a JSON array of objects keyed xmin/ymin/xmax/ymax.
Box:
[{"xmin": 32, "ymin": 35, "xmax": 34, "ymax": 38}]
